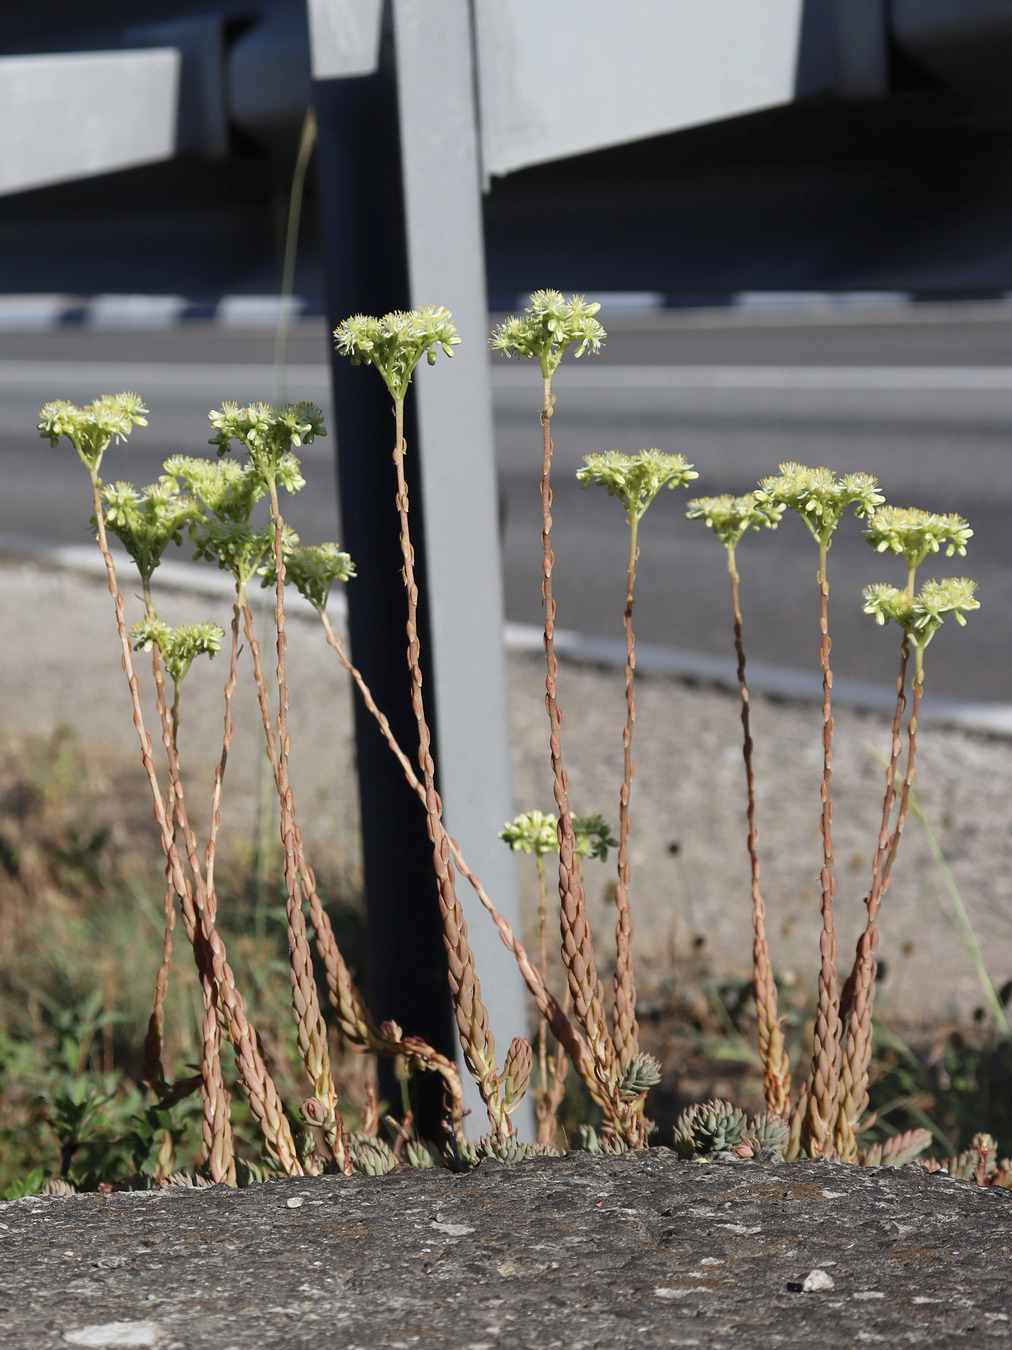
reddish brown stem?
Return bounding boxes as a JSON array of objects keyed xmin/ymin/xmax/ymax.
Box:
[
  {"xmin": 803, "ymin": 540, "xmax": 842, "ymax": 1157},
  {"xmin": 89, "ymin": 487, "xmax": 238, "ymax": 1182},
  {"xmin": 836, "ymin": 638, "xmax": 909, "ymax": 1151},
  {"xmin": 204, "ymin": 603, "xmax": 242, "ymax": 916},
  {"xmin": 611, "ymin": 516, "xmax": 639, "ymax": 1071},
  {"xmin": 241, "ymin": 601, "xmax": 468, "ymax": 1139},
  {"xmin": 730, "ymin": 553, "xmax": 790, "ymax": 1117},
  {"xmin": 267, "ymin": 488, "xmax": 348, "ymax": 1172},
  {"xmin": 538, "ymin": 382, "xmax": 620, "ymax": 1123},
  {"xmin": 312, "ymin": 604, "xmax": 601, "ymax": 1109},
  {"xmin": 390, "ymin": 400, "xmax": 506, "ymax": 1134}
]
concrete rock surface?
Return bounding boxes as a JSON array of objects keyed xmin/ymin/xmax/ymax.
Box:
[{"xmin": 0, "ymin": 1151, "xmax": 1009, "ymax": 1349}]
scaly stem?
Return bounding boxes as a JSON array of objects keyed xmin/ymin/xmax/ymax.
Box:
[
  {"xmin": 90, "ymin": 480, "xmax": 239, "ymax": 1183},
  {"xmin": 612, "ymin": 515, "xmax": 639, "ymax": 1071},
  {"xmin": 313, "ymin": 604, "xmax": 600, "ymax": 1116},
  {"xmin": 241, "ymin": 601, "xmax": 466, "ymax": 1140},
  {"xmin": 141, "ymin": 776, "xmax": 176, "ymax": 1091},
  {"xmin": 204, "ymin": 598, "xmax": 243, "ymax": 914},
  {"xmin": 268, "ymin": 482, "xmax": 347, "ymax": 1172},
  {"xmin": 836, "ymin": 636, "xmax": 909, "ymax": 1156},
  {"xmin": 390, "ymin": 396, "xmax": 507, "ymax": 1135},
  {"xmin": 539, "ymin": 377, "xmax": 622, "ymax": 1129},
  {"xmin": 803, "ymin": 537, "xmax": 843, "ymax": 1157},
  {"xmin": 729, "ymin": 545, "xmax": 790, "ymax": 1117}
]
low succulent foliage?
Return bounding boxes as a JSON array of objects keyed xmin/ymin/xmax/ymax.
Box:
[{"xmin": 25, "ymin": 292, "xmax": 1000, "ymax": 1194}]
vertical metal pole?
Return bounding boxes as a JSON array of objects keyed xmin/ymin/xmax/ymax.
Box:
[
  {"xmin": 312, "ymin": 12, "xmax": 456, "ymax": 1140},
  {"xmin": 391, "ymin": 0, "xmax": 532, "ymax": 1137}
]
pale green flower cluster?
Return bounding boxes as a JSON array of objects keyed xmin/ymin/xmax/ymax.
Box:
[
  {"xmin": 499, "ymin": 809, "xmax": 616, "ymax": 861},
  {"xmin": 208, "ymin": 401, "xmax": 324, "ymax": 485},
  {"xmin": 577, "ymin": 450, "xmax": 698, "ymax": 522},
  {"xmin": 38, "ymin": 393, "xmax": 148, "ymax": 474},
  {"xmin": 490, "ymin": 290, "xmax": 605, "ymax": 378},
  {"xmin": 755, "ymin": 462, "xmax": 884, "ymax": 542},
  {"xmin": 685, "ymin": 493, "xmax": 784, "ymax": 550},
  {"xmin": 163, "ymin": 455, "xmax": 269, "ymax": 525},
  {"xmin": 261, "ymin": 542, "xmax": 356, "ymax": 611},
  {"xmin": 100, "ymin": 479, "xmax": 200, "ymax": 587},
  {"xmin": 191, "ymin": 519, "xmax": 283, "ymax": 590},
  {"xmin": 129, "ymin": 619, "xmax": 224, "ymax": 685},
  {"xmin": 333, "ymin": 306, "xmax": 459, "ymax": 403},
  {"xmin": 862, "ymin": 577, "xmax": 979, "ymax": 648},
  {"xmin": 863, "ymin": 505, "xmax": 973, "ymax": 571}
]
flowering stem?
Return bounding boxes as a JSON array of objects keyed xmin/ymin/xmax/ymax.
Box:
[
  {"xmin": 539, "ymin": 376, "xmax": 620, "ymax": 1124},
  {"xmin": 804, "ymin": 536, "xmax": 843, "ymax": 1156},
  {"xmin": 837, "ymin": 636, "xmax": 909, "ymax": 1154},
  {"xmin": 612, "ymin": 515, "xmax": 639, "ymax": 1072},
  {"xmin": 204, "ymin": 598, "xmax": 243, "ymax": 913},
  {"xmin": 312, "ymin": 604, "xmax": 601, "ymax": 1117},
  {"xmin": 390, "ymin": 395, "xmax": 507, "ymax": 1135},
  {"xmin": 728, "ymin": 544, "xmax": 790, "ymax": 1117},
  {"xmin": 88, "ymin": 477, "xmax": 239, "ymax": 1183},
  {"xmin": 242, "ymin": 601, "xmax": 466, "ymax": 1141},
  {"xmin": 267, "ymin": 482, "xmax": 347, "ymax": 1172}
]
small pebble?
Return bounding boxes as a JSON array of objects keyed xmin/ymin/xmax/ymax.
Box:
[
  {"xmin": 286, "ymin": 1197, "xmax": 304, "ymax": 1209},
  {"xmin": 802, "ymin": 1269, "xmax": 835, "ymax": 1292}
]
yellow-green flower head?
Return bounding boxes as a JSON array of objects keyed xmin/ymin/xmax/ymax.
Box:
[
  {"xmin": 686, "ymin": 493, "xmax": 784, "ymax": 549},
  {"xmin": 130, "ymin": 619, "xmax": 224, "ymax": 685},
  {"xmin": 490, "ymin": 290, "xmax": 605, "ymax": 378},
  {"xmin": 862, "ymin": 505, "xmax": 972, "ymax": 571},
  {"xmin": 754, "ymin": 463, "xmax": 884, "ymax": 543},
  {"xmin": 499, "ymin": 809, "xmax": 559, "ymax": 859},
  {"xmin": 208, "ymin": 402, "xmax": 324, "ymax": 486},
  {"xmin": 191, "ymin": 519, "xmax": 281, "ymax": 590},
  {"xmin": 333, "ymin": 306, "xmax": 459, "ymax": 403},
  {"xmin": 38, "ymin": 392, "xmax": 148, "ymax": 475},
  {"xmin": 163, "ymin": 455, "xmax": 270, "ymax": 526},
  {"xmin": 862, "ymin": 576, "xmax": 979, "ymax": 648},
  {"xmin": 577, "ymin": 450, "xmax": 698, "ymax": 523},
  {"xmin": 99, "ymin": 479, "xmax": 200, "ymax": 587},
  {"xmin": 261, "ymin": 541, "xmax": 355, "ymax": 611},
  {"xmin": 499, "ymin": 809, "xmax": 616, "ymax": 861}
]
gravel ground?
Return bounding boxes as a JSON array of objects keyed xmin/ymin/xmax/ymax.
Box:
[{"xmin": 3, "ymin": 555, "xmax": 1011, "ymax": 1026}]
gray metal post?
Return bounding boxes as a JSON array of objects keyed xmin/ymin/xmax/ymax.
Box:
[{"xmin": 391, "ymin": 0, "xmax": 532, "ymax": 1137}]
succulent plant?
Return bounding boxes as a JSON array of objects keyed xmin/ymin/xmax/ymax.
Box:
[
  {"xmin": 448, "ymin": 1132, "xmax": 562, "ymax": 1172},
  {"xmin": 347, "ymin": 1133, "xmax": 398, "ymax": 1177},
  {"xmin": 673, "ymin": 1099, "xmax": 749, "ymax": 1158}
]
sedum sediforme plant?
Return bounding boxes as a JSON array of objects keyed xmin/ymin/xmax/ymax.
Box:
[
  {"xmin": 753, "ymin": 464, "xmax": 884, "ymax": 1159},
  {"xmin": 491, "ymin": 294, "xmax": 662, "ymax": 1147},
  {"xmin": 688, "ymin": 474, "xmax": 979, "ymax": 1168},
  {"xmin": 576, "ymin": 452, "xmax": 698, "ymax": 1083},
  {"xmin": 334, "ymin": 307, "xmax": 531, "ymax": 1140},
  {"xmin": 685, "ymin": 493, "xmax": 788, "ymax": 1117},
  {"xmin": 39, "ymin": 395, "xmax": 471, "ymax": 1184}
]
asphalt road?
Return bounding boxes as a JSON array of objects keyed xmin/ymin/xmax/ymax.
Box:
[{"xmin": 1, "ymin": 303, "xmax": 1009, "ymax": 704}]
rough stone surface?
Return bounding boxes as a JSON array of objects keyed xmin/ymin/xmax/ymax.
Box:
[{"xmin": 1, "ymin": 1152, "xmax": 1010, "ymax": 1348}]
